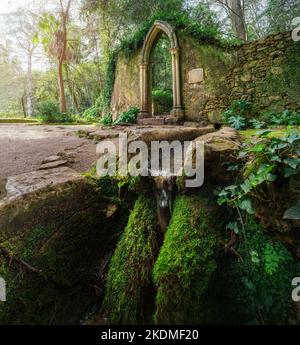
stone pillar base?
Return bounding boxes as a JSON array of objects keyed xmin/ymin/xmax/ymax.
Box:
[
  {"xmin": 138, "ymin": 111, "xmax": 151, "ymax": 119},
  {"xmin": 170, "ymin": 107, "xmax": 184, "ymax": 119}
]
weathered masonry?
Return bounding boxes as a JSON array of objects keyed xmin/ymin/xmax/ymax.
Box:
[{"xmin": 110, "ymin": 21, "xmax": 300, "ymax": 124}]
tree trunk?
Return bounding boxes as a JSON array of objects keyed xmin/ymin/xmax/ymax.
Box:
[
  {"xmin": 57, "ymin": 0, "xmax": 72, "ymax": 114},
  {"xmin": 58, "ymin": 60, "xmax": 67, "ymax": 113},
  {"xmin": 228, "ymin": 0, "xmax": 247, "ymax": 41},
  {"xmin": 64, "ymin": 64, "xmax": 79, "ymax": 112},
  {"xmin": 57, "ymin": 61, "xmax": 67, "ymax": 113},
  {"xmin": 21, "ymin": 95, "xmax": 27, "ymax": 118},
  {"xmin": 26, "ymin": 50, "xmax": 33, "ymax": 116}
]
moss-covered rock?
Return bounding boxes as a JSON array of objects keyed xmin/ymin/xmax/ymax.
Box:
[
  {"xmin": 153, "ymin": 195, "xmax": 222, "ymax": 324},
  {"xmin": 0, "ymin": 179, "xmax": 129, "ymax": 324},
  {"xmin": 102, "ymin": 195, "xmax": 159, "ymax": 325}
]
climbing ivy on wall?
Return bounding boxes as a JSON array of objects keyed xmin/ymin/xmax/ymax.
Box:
[{"xmin": 86, "ymin": 10, "xmax": 230, "ymax": 118}]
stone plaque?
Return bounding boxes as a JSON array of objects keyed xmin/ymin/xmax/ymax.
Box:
[{"xmin": 188, "ymin": 68, "xmax": 204, "ymax": 84}]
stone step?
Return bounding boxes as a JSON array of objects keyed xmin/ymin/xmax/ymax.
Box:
[{"xmin": 137, "ymin": 117, "xmax": 165, "ymax": 125}]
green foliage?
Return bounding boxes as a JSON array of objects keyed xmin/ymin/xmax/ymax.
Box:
[
  {"xmin": 35, "ymin": 100, "xmax": 76, "ymax": 123},
  {"xmin": 85, "ymin": 9, "xmax": 224, "ymax": 121},
  {"xmin": 223, "ymin": 101, "xmax": 300, "ymax": 130},
  {"xmin": 263, "ymin": 110, "xmax": 300, "ymax": 127},
  {"xmin": 227, "ymin": 115, "xmax": 247, "ymax": 130},
  {"xmin": 283, "ymin": 200, "xmax": 300, "ymax": 220},
  {"xmin": 225, "ymin": 216, "xmax": 295, "ymax": 324},
  {"xmin": 249, "ymin": 119, "xmax": 266, "ymax": 129},
  {"xmin": 113, "ymin": 106, "xmax": 139, "ymax": 125},
  {"xmin": 82, "ymin": 104, "xmax": 100, "ymax": 121},
  {"xmin": 152, "ymin": 89, "xmax": 173, "ymax": 114},
  {"xmin": 222, "ymin": 100, "xmax": 252, "ymax": 130},
  {"xmin": 99, "ymin": 113, "xmax": 113, "ymax": 126},
  {"xmin": 218, "ymin": 131, "xmax": 300, "ymax": 212},
  {"xmin": 82, "ymin": 51, "xmax": 118, "ymax": 119},
  {"xmin": 35, "ymin": 100, "xmax": 60, "ymax": 118},
  {"xmin": 102, "ymin": 195, "xmax": 158, "ymax": 324},
  {"xmin": 118, "ymin": 10, "xmax": 222, "ymax": 59},
  {"xmin": 153, "ymin": 195, "xmax": 220, "ymax": 324},
  {"xmin": 266, "ymin": 0, "xmax": 300, "ymax": 34},
  {"xmin": 100, "ymin": 51, "xmax": 118, "ymax": 114}
]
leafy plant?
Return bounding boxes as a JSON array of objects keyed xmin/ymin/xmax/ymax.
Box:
[
  {"xmin": 152, "ymin": 89, "xmax": 173, "ymax": 113},
  {"xmin": 113, "ymin": 106, "xmax": 139, "ymax": 125},
  {"xmin": 225, "ymin": 216, "xmax": 295, "ymax": 324},
  {"xmin": 99, "ymin": 113, "xmax": 113, "ymax": 126},
  {"xmin": 249, "ymin": 119, "xmax": 266, "ymax": 129},
  {"xmin": 218, "ymin": 131, "xmax": 300, "ymax": 213},
  {"xmin": 222, "ymin": 100, "xmax": 252, "ymax": 130},
  {"xmin": 227, "ymin": 115, "xmax": 247, "ymax": 130},
  {"xmin": 36, "ymin": 100, "xmax": 75, "ymax": 123},
  {"xmin": 263, "ymin": 109, "xmax": 300, "ymax": 127}
]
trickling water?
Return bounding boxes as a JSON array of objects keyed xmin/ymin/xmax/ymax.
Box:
[{"xmin": 151, "ymin": 174, "xmax": 176, "ymax": 231}]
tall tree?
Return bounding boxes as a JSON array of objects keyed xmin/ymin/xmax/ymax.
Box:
[
  {"xmin": 56, "ymin": 0, "xmax": 72, "ymax": 113},
  {"xmin": 10, "ymin": 10, "xmax": 39, "ymax": 116},
  {"xmin": 217, "ymin": 0, "xmax": 247, "ymax": 40}
]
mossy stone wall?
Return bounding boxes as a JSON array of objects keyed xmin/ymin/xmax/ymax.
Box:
[
  {"xmin": 110, "ymin": 34, "xmax": 232, "ymax": 122},
  {"xmin": 111, "ymin": 29, "xmax": 299, "ymax": 122},
  {"xmin": 110, "ymin": 51, "xmax": 140, "ymax": 121},
  {"xmin": 228, "ymin": 31, "xmax": 300, "ymax": 115}
]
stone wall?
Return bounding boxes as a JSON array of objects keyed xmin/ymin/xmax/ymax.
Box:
[
  {"xmin": 110, "ymin": 29, "xmax": 300, "ymax": 123},
  {"xmin": 228, "ymin": 31, "xmax": 300, "ymax": 118},
  {"xmin": 179, "ymin": 34, "xmax": 233, "ymax": 123},
  {"xmin": 110, "ymin": 51, "xmax": 140, "ymax": 121}
]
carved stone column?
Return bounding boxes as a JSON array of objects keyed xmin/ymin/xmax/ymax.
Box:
[
  {"xmin": 170, "ymin": 47, "xmax": 184, "ymax": 119},
  {"xmin": 138, "ymin": 63, "xmax": 151, "ymax": 119}
]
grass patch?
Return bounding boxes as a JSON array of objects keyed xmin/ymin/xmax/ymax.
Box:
[{"xmin": 0, "ymin": 118, "xmax": 39, "ymax": 124}]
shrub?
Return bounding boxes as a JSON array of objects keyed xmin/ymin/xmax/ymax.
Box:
[
  {"xmin": 225, "ymin": 216, "xmax": 295, "ymax": 324},
  {"xmin": 82, "ymin": 104, "xmax": 99, "ymax": 121},
  {"xmin": 99, "ymin": 113, "xmax": 113, "ymax": 126},
  {"xmin": 113, "ymin": 106, "xmax": 139, "ymax": 125},
  {"xmin": 36, "ymin": 100, "xmax": 75, "ymax": 123},
  {"xmin": 263, "ymin": 110, "xmax": 300, "ymax": 127},
  {"xmin": 222, "ymin": 100, "xmax": 252, "ymax": 130},
  {"xmin": 152, "ymin": 89, "xmax": 173, "ymax": 114},
  {"xmin": 35, "ymin": 100, "xmax": 60, "ymax": 121}
]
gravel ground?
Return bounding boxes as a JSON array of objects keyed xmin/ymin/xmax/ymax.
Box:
[{"xmin": 0, "ymin": 124, "xmax": 98, "ymax": 178}]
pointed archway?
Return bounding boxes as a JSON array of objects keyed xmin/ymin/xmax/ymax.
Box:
[{"xmin": 138, "ymin": 21, "xmax": 184, "ymax": 121}]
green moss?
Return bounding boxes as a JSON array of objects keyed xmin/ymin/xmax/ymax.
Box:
[
  {"xmin": 0, "ymin": 194, "xmax": 129, "ymax": 324},
  {"xmin": 239, "ymin": 127, "xmax": 299, "ymax": 141},
  {"xmin": 153, "ymin": 195, "xmax": 220, "ymax": 324},
  {"xmin": 102, "ymin": 195, "xmax": 159, "ymax": 325},
  {"xmin": 224, "ymin": 216, "xmax": 295, "ymax": 324},
  {"xmin": 257, "ymin": 44, "xmax": 300, "ymax": 109}
]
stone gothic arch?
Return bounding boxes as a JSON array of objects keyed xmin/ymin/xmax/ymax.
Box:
[{"xmin": 138, "ymin": 21, "xmax": 184, "ymax": 121}]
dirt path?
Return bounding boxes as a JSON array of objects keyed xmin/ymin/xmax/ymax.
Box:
[{"xmin": 0, "ymin": 124, "xmax": 98, "ymax": 178}]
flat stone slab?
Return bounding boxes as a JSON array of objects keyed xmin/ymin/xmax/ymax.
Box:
[
  {"xmin": 39, "ymin": 160, "xmax": 68, "ymax": 170},
  {"xmin": 1, "ymin": 167, "xmax": 83, "ymax": 204},
  {"xmin": 137, "ymin": 117, "xmax": 165, "ymax": 125},
  {"xmin": 42, "ymin": 155, "xmax": 62, "ymax": 164}
]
